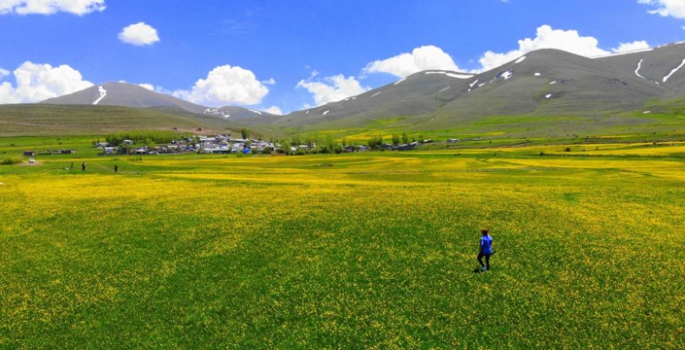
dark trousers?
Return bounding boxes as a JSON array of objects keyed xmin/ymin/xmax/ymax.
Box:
[{"xmin": 478, "ymin": 253, "xmax": 491, "ymax": 270}]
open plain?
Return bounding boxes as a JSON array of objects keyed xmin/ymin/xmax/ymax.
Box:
[{"xmin": 1, "ymin": 139, "xmax": 684, "ymax": 348}]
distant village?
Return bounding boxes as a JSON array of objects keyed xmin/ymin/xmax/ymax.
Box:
[{"xmin": 93, "ymin": 134, "xmax": 462, "ymax": 156}]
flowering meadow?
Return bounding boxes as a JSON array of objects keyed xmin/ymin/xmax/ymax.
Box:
[{"xmin": 0, "ymin": 144, "xmax": 684, "ymax": 348}]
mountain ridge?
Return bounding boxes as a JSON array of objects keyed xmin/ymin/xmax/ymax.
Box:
[{"xmin": 27, "ymin": 43, "xmax": 685, "ymax": 136}]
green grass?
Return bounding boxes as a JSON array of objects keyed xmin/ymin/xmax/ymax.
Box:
[{"xmin": 0, "ymin": 139, "xmax": 684, "ymax": 348}]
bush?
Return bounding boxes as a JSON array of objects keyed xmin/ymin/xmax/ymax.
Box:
[{"xmin": 1, "ymin": 157, "xmax": 22, "ymax": 165}]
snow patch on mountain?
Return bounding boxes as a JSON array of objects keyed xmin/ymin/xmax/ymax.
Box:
[
  {"xmin": 92, "ymin": 86, "xmax": 107, "ymax": 105},
  {"xmin": 249, "ymin": 109, "xmax": 263, "ymax": 115},
  {"xmin": 425, "ymin": 71, "xmax": 473, "ymax": 79},
  {"xmin": 469, "ymin": 79, "xmax": 479, "ymax": 88},
  {"xmin": 371, "ymin": 92, "xmax": 382, "ymax": 98},
  {"xmin": 546, "ymin": 94, "xmax": 552, "ymax": 99},
  {"xmin": 663, "ymin": 58, "xmax": 685, "ymax": 83},
  {"xmin": 635, "ymin": 59, "xmax": 645, "ymax": 80},
  {"xmin": 497, "ymin": 70, "xmax": 513, "ymax": 80},
  {"xmin": 535, "ymin": 73, "xmax": 541, "ymax": 77},
  {"xmin": 323, "ymin": 110, "xmax": 330, "ymax": 116},
  {"xmin": 394, "ymin": 78, "xmax": 407, "ymax": 85},
  {"xmin": 515, "ymin": 56, "xmax": 526, "ymax": 64},
  {"xmin": 439, "ymin": 86, "xmax": 451, "ymax": 93},
  {"xmin": 550, "ymin": 81, "xmax": 557, "ymax": 85}
]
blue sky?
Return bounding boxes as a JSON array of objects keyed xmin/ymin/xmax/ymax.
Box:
[{"xmin": 1, "ymin": 0, "xmax": 684, "ymax": 114}]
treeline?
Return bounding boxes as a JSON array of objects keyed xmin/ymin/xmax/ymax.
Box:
[
  {"xmin": 279, "ymin": 131, "xmax": 424, "ymax": 154},
  {"xmin": 104, "ymin": 131, "xmax": 192, "ymax": 146},
  {"xmin": 366, "ymin": 132, "xmax": 422, "ymax": 150}
]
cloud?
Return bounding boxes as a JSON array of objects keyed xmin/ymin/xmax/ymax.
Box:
[
  {"xmin": 0, "ymin": 0, "xmax": 105, "ymax": 15},
  {"xmin": 262, "ymin": 78, "xmax": 276, "ymax": 85},
  {"xmin": 638, "ymin": 0, "xmax": 685, "ymax": 19},
  {"xmin": 173, "ymin": 65, "xmax": 270, "ymax": 106},
  {"xmin": 297, "ymin": 75, "xmax": 370, "ymax": 107},
  {"xmin": 612, "ymin": 40, "xmax": 651, "ymax": 53},
  {"xmin": 138, "ymin": 83, "xmax": 154, "ymax": 91},
  {"xmin": 0, "ymin": 61, "xmax": 93, "ymax": 104},
  {"xmin": 264, "ymin": 106, "xmax": 283, "ymax": 115},
  {"xmin": 476, "ymin": 25, "xmax": 611, "ymax": 72},
  {"xmin": 119, "ymin": 22, "xmax": 160, "ymax": 46},
  {"xmin": 363, "ymin": 45, "xmax": 461, "ymax": 78},
  {"xmin": 0, "ymin": 68, "xmax": 9, "ymax": 79}
]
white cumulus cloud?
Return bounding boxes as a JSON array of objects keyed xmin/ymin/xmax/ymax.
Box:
[
  {"xmin": 612, "ymin": 40, "xmax": 651, "ymax": 53},
  {"xmin": 363, "ymin": 45, "xmax": 461, "ymax": 78},
  {"xmin": 173, "ymin": 65, "xmax": 270, "ymax": 106},
  {"xmin": 0, "ymin": 61, "xmax": 92, "ymax": 104},
  {"xmin": 119, "ymin": 22, "xmax": 160, "ymax": 46},
  {"xmin": 297, "ymin": 75, "xmax": 370, "ymax": 107},
  {"xmin": 0, "ymin": 0, "xmax": 105, "ymax": 15},
  {"xmin": 638, "ymin": 0, "xmax": 685, "ymax": 19},
  {"xmin": 264, "ymin": 106, "xmax": 283, "ymax": 115},
  {"xmin": 138, "ymin": 83, "xmax": 154, "ymax": 91},
  {"xmin": 476, "ymin": 25, "xmax": 611, "ymax": 72},
  {"xmin": 0, "ymin": 68, "xmax": 9, "ymax": 79}
]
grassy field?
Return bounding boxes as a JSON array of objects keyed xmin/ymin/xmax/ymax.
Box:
[{"xmin": 1, "ymin": 140, "xmax": 684, "ymax": 348}]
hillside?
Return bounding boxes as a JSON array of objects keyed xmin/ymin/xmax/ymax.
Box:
[
  {"xmin": 598, "ymin": 41, "xmax": 685, "ymax": 96},
  {"xmin": 41, "ymin": 82, "xmax": 279, "ymax": 121},
  {"xmin": 42, "ymin": 82, "xmax": 209, "ymax": 114},
  {"xmin": 0, "ymin": 104, "xmax": 239, "ymax": 136},
  {"xmin": 275, "ymin": 48, "xmax": 675, "ymax": 134}
]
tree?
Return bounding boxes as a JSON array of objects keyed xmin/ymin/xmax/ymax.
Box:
[
  {"xmin": 402, "ymin": 132, "xmax": 409, "ymax": 144},
  {"xmin": 418, "ymin": 134, "xmax": 424, "ymax": 143},
  {"xmin": 367, "ymin": 135, "xmax": 383, "ymax": 150},
  {"xmin": 392, "ymin": 134, "xmax": 400, "ymax": 146},
  {"xmin": 321, "ymin": 135, "xmax": 337, "ymax": 154},
  {"xmin": 305, "ymin": 136, "xmax": 315, "ymax": 154},
  {"xmin": 291, "ymin": 135, "xmax": 302, "ymax": 147},
  {"xmin": 241, "ymin": 128, "xmax": 250, "ymax": 140},
  {"xmin": 280, "ymin": 139, "xmax": 292, "ymax": 155}
]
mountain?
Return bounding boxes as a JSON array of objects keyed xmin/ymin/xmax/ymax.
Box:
[
  {"xmin": 40, "ymin": 82, "xmax": 279, "ymax": 122},
  {"xmin": 26, "ymin": 43, "xmax": 685, "ymax": 138},
  {"xmin": 598, "ymin": 41, "xmax": 685, "ymax": 96},
  {"xmin": 42, "ymin": 82, "xmax": 209, "ymax": 114},
  {"xmin": 275, "ymin": 46, "xmax": 683, "ymax": 132}
]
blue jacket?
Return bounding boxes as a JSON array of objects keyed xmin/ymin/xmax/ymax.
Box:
[{"xmin": 480, "ymin": 235, "xmax": 493, "ymax": 255}]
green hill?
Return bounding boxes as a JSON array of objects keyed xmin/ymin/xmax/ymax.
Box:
[{"xmin": 0, "ymin": 104, "xmax": 238, "ymax": 137}]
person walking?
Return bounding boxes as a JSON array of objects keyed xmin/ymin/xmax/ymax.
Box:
[
  {"xmin": 114, "ymin": 165, "xmax": 118, "ymax": 173},
  {"xmin": 81, "ymin": 162, "xmax": 86, "ymax": 171},
  {"xmin": 478, "ymin": 228, "xmax": 493, "ymax": 272}
]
